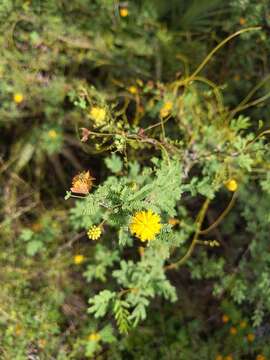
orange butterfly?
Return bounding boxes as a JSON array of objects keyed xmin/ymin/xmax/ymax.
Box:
[{"xmin": 70, "ymin": 170, "xmax": 95, "ymax": 194}]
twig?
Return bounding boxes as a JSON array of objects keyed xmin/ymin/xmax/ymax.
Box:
[{"xmin": 165, "ymin": 198, "xmax": 210, "ymax": 270}]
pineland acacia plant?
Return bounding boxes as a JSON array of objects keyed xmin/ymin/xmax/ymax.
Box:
[{"xmin": 66, "ymin": 27, "xmax": 270, "ymax": 357}]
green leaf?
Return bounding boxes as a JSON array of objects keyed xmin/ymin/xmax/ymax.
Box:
[
  {"xmin": 88, "ymin": 290, "xmax": 116, "ymax": 318},
  {"xmin": 20, "ymin": 229, "xmax": 34, "ymax": 242},
  {"xmin": 26, "ymin": 240, "xmax": 43, "ymax": 256},
  {"xmin": 105, "ymin": 154, "xmax": 123, "ymax": 173}
]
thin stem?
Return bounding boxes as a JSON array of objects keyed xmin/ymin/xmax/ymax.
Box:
[
  {"xmin": 229, "ymin": 75, "xmax": 270, "ymax": 120},
  {"xmin": 188, "ymin": 27, "xmax": 261, "ymax": 82},
  {"xmin": 166, "ymin": 198, "xmax": 210, "ymax": 270},
  {"xmin": 199, "ymin": 192, "xmax": 237, "ymax": 235}
]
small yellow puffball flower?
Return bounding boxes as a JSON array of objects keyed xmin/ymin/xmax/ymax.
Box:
[
  {"xmin": 240, "ymin": 320, "xmax": 247, "ymax": 329},
  {"xmin": 130, "ymin": 210, "xmax": 161, "ymax": 242},
  {"xmin": 87, "ymin": 226, "xmax": 102, "ymax": 241},
  {"xmin": 13, "ymin": 93, "xmax": 24, "ymax": 104},
  {"xmin": 229, "ymin": 326, "xmax": 237, "ymax": 335},
  {"xmin": 225, "ymin": 179, "xmax": 238, "ymax": 192},
  {"xmin": 234, "ymin": 74, "xmax": 240, "ymax": 81},
  {"xmin": 256, "ymin": 355, "xmax": 266, "ymax": 360},
  {"xmin": 224, "ymin": 356, "xmax": 233, "ymax": 360},
  {"xmin": 89, "ymin": 106, "xmax": 106, "ymax": 126},
  {"xmin": 88, "ymin": 332, "xmax": 101, "ymax": 342},
  {"xmin": 222, "ymin": 314, "xmax": 229, "ymax": 323},
  {"xmin": 247, "ymin": 333, "xmax": 255, "ymax": 342},
  {"xmin": 239, "ymin": 17, "xmax": 246, "ymax": 25},
  {"xmin": 215, "ymin": 355, "xmax": 223, "ymax": 360},
  {"xmin": 73, "ymin": 254, "xmax": 85, "ymax": 265},
  {"xmin": 128, "ymin": 86, "xmax": 138, "ymax": 95},
  {"xmin": 119, "ymin": 7, "xmax": 128, "ymax": 17},
  {"xmin": 159, "ymin": 101, "xmax": 173, "ymax": 118},
  {"xmin": 48, "ymin": 129, "xmax": 58, "ymax": 139}
]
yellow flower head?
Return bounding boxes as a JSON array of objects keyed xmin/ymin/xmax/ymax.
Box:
[
  {"xmin": 256, "ymin": 355, "xmax": 266, "ymax": 360},
  {"xmin": 89, "ymin": 106, "xmax": 106, "ymax": 126},
  {"xmin": 88, "ymin": 226, "xmax": 102, "ymax": 241},
  {"xmin": 88, "ymin": 332, "xmax": 101, "ymax": 342},
  {"xmin": 159, "ymin": 101, "xmax": 173, "ymax": 118},
  {"xmin": 229, "ymin": 326, "xmax": 237, "ymax": 335},
  {"xmin": 119, "ymin": 7, "xmax": 128, "ymax": 17},
  {"xmin": 13, "ymin": 93, "xmax": 24, "ymax": 104},
  {"xmin": 73, "ymin": 254, "xmax": 85, "ymax": 265},
  {"xmin": 225, "ymin": 179, "xmax": 238, "ymax": 192},
  {"xmin": 48, "ymin": 129, "xmax": 58, "ymax": 139},
  {"xmin": 247, "ymin": 333, "xmax": 255, "ymax": 342},
  {"xmin": 239, "ymin": 17, "xmax": 246, "ymax": 25},
  {"xmin": 128, "ymin": 86, "xmax": 138, "ymax": 95},
  {"xmin": 222, "ymin": 314, "xmax": 229, "ymax": 323},
  {"xmin": 130, "ymin": 210, "xmax": 161, "ymax": 242},
  {"xmin": 215, "ymin": 355, "xmax": 223, "ymax": 360},
  {"xmin": 224, "ymin": 356, "xmax": 233, "ymax": 360},
  {"xmin": 240, "ymin": 320, "xmax": 247, "ymax": 329}
]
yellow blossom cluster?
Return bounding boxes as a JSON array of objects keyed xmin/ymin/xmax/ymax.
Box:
[
  {"xmin": 88, "ymin": 225, "xmax": 102, "ymax": 240},
  {"xmin": 73, "ymin": 254, "xmax": 85, "ymax": 265},
  {"xmin": 129, "ymin": 210, "xmax": 161, "ymax": 241},
  {"xmin": 88, "ymin": 332, "xmax": 101, "ymax": 342},
  {"xmin": 13, "ymin": 93, "xmax": 24, "ymax": 104},
  {"xmin": 89, "ymin": 106, "xmax": 107, "ymax": 126},
  {"xmin": 225, "ymin": 179, "xmax": 238, "ymax": 192},
  {"xmin": 48, "ymin": 130, "xmax": 58, "ymax": 139},
  {"xmin": 159, "ymin": 101, "xmax": 173, "ymax": 118}
]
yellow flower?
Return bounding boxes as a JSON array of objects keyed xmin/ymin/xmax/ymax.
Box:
[
  {"xmin": 222, "ymin": 314, "xmax": 229, "ymax": 323},
  {"xmin": 225, "ymin": 179, "xmax": 238, "ymax": 192},
  {"xmin": 73, "ymin": 254, "xmax": 85, "ymax": 265},
  {"xmin": 224, "ymin": 356, "xmax": 233, "ymax": 360},
  {"xmin": 229, "ymin": 326, "xmax": 237, "ymax": 335},
  {"xmin": 239, "ymin": 17, "xmax": 246, "ymax": 25},
  {"xmin": 247, "ymin": 333, "xmax": 255, "ymax": 342},
  {"xmin": 128, "ymin": 86, "xmax": 138, "ymax": 94},
  {"xmin": 256, "ymin": 355, "xmax": 266, "ymax": 360},
  {"xmin": 48, "ymin": 129, "xmax": 58, "ymax": 139},
  {"xmin": 119, "ymin": 7, "xmax": 128, "ymax": 17},
  {"xmin": 240, "ymin": 320, "xmax": 247, "ymax": 329},
  {"xmin": 159, "ymin": 101, "xmax": 173, "ymax": 118},
  {"xmin": 88, "ymin": 332, "xmax": 101, "ymax": 342},
  {"xmin": 13, "ymin": 93, "xmax": 24, "ymax": 104},
  {"xmin": 88, "ymin": 226, "xmax": 102, "ymax": 240},
  {"xmin": 89, "ymin": 106, "xmax": 106, "ymax": 126},
  {"xmin": 130, "ymin": 210, "xmax": 161, "ymax": 242},
  {"xmin": 215, "ymin": 355, "xmax": 223, "ymax": 360}
]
